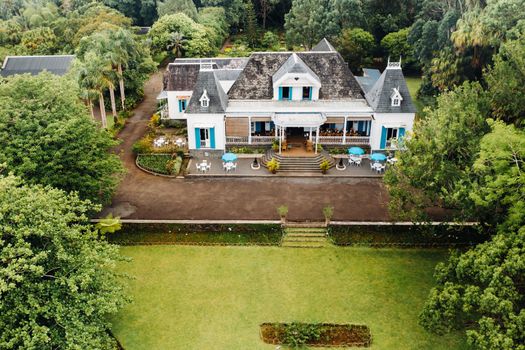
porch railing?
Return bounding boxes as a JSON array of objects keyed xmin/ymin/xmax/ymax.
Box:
[
  {"xmin": 226, "ymin": 136, "xmax": 274, "ymax": 145},
  {"xmin": 318, "ymin": 136, "xmax": 370, "ymax": 145}
]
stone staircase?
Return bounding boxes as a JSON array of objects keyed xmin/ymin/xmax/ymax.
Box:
[
  {"xmin": 281, "ymin": 226, "xmax": 331, "ymax": 248},
  {"xmin": 262, "ymin": 150, "xmax": 335, "ymax": 173}
]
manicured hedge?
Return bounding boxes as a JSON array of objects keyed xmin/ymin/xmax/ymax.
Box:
[
  {"xmin": 108, "ymin": 223, "xmax": 283, "ymax": 246},
  {"xmin": 329, "ymin": 224, "xmax": 488, "ymax": 247},
  {"xmin": 136, "ymin": 154, "xmax": 182, "ymax": 175},
  {"xmin": 260, "ymin": 322, "xmax": 371, "ymax": 347}
]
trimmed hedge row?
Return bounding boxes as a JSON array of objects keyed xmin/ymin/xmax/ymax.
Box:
[
  {"xmin": 108, "ymin": 223, "xmax": 283, "ymax": 246},
  {"xmin": 329, "ymin": 224, "xmax": 488, "ymax": 247},
  {"xmin": 136, "ymin": 154, "xmax": 182, "ymax": 175}
]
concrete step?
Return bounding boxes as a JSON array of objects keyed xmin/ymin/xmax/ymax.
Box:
[
  {"xmin": 285, "ymin": 222, "xmax": 326, "ymax": 228},
  {"xmin": 285, "ymin": 233, "xmax": 326, "ymax": 238},
  {"xmin": 283, "ymin": 237, "xmax": 327, "ymax": 242},
  {"xmin": 281, "ymin": 241, "xmax": 327, "ymax": 248},
  {"xmin": 285, "ymin": 227, "xmax": 327, "ymax": 233}
]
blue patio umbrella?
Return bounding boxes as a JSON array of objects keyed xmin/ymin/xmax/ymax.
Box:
[
  {"xmin": 222, "ymin": 152, "xmax": 238, "ymax": 162},
  {"xmin": 348, "ymin": 147, "xmax": 365, "ymax": 155},
  {"xmin": 370, "ymin": 153, "xmax": 387, "ymax": 162}
]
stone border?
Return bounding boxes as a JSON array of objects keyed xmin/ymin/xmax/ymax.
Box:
[{"xmin": 135, "ymin": 154, "xmax": 177, "ymax": 178}]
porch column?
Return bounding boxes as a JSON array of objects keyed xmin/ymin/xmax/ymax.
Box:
[
  {"xmin": 278, "ymin": 125, "xmax": 282, "ymax": 155},
  {"xmin": 309, "ymin": 127, "xmax": 313, "ymax": 141},
  {"xmin": 315, "ymin": 125, "xmax": 320, "ymax": 154},
  {"xmin": 342, "ymin": 116, "xmax": 347, "ymax": 145},
  {"xmin": 248, "ymin": 116, "xmax": 252, "ymax": 144}
]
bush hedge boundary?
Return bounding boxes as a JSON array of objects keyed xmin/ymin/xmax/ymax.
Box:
[{"xmin": 135, "ymin": 153, "xmax": 178, "ymax": 178}]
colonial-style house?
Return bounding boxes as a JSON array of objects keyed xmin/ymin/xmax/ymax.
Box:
[{"xmin": 159, "ymin": 39, "xmax": 415, "ymax": 157}]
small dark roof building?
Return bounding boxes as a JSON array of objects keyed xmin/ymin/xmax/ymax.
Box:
[
  {"xmin": 1, "ymin": 55, "xmax": 75, "ymax": 77},
  {"xmin": 186, "ymin": 70, "xmax": 228, "ymax": 114}
]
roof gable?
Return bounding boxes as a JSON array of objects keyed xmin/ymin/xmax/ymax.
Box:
[
  {"xmin": 228, "ymin": 52, "xmax": 363, "ymax": 100},
  {"xmin": 312, "ymin": 38, "xmax": 336, "ymax": 52},
  {"xmin": 273, "ymin": 53, "xmax": 320, "ymax": 85}
]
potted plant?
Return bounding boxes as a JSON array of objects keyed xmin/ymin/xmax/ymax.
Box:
[
  {"xmin": 320, "ymin": 159, "xmax": 331, "ymax": 174},
  {"xmin": 267, "ymin": 158, "xmax": 280, "ymax": 174},
  {"xmin": 272, "ymin": 139, "xmax": 279, "ymax": 152},
  {"xmin": 322, "ymin": 205, "xmax": 334, "ymax": 226},
  {"xmin": 277, "ymin": 205, "xmax": 288, "ymax": 224}
]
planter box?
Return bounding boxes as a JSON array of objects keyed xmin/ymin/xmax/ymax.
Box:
[{"xmin": 237, "ymin": 154, "xmax": 263, "ymax": 159}]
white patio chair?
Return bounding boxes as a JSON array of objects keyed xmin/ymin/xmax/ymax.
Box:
[
  {"xmin": 223, "ymin": 162, "xmax": 228, "ymax": 171},
  {"xmin": 348, "ymin": 157, "xmax": 355, "ymax": 166},
  {"xmin": 354, "ymin": 158, "xmax": 362, "ymax": 166},
  {"xmin": 231, "ymin": 163, "xmax": 237, "ymax": 171}
]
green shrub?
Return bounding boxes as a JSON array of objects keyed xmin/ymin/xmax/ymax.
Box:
[
  {"xmin": 267, "ymin": 158, "xmax": 280, "ymax": 173},
  {"xmin": 281, "ymin": 322, "xmax": 321, "ymax": 347},
  {"xmin": 137, "ymin": 154, "xmax": 182, "ymax": 175},
  {"xmin": 277, "ymin": 205, "xmax": 288, "ymax": 218},
  {"xmin": 320, "ymin": 160, "xmax": 331, "ymax": 173}
]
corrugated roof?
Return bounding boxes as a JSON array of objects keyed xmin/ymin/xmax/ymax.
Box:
[
  {"xmin": 228, "ymin": 52, "xmax": 363, "ymax": 100},
  {"xmin": 365, "ymin": 66, "xmax": 416, "ymax": 113},
  {"xmin": 1, "ymin": 55, "xmax": 75, "ymax": 77},
  {"xmin": 186, "ymin": 70, "xmax": 228, "ymax": 114}
]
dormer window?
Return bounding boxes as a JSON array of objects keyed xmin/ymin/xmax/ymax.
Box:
[
  {"xmin": 390, "ymin": 87, "xmax": 403, "ymax": 107},
  {"xmin": 302, "ymin": 86, "xmax": 312, "ymax": 100},
  {"xmin": 279, "ymin": 87, "xmax": 291, "ymax": 100},
  {"xmin": 199, "ymin": 89, "xmax": 210, "ymax": 108}
]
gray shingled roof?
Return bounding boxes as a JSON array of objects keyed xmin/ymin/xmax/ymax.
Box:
[
  {"xmin": 273, "ymin": 53, "xmax": 320, "ymax": 84},
  {"xmin": 164, "ymin": 64, "xmax": 200, "ymax": 91},
  {"xmin": 1, "ymin": 55, "xmax": 75, "ymax": 77},
  {"xmin": 365, "ymin": 67, "xmax": 416, "ymax": 113},
  {"xmin": 228, "ymin": 52, "xmax": 363, "ymax": 100},
  {"xmin": 186, "ymin": 70, "xmax": 228, "ymax": 114},
  {"xmin": 355, "ymin": 68, "xmax": 381, "ymax": 93},
  {"xmin": 312, "ymin": 38, "xmax": 336, "ymax": 52}
]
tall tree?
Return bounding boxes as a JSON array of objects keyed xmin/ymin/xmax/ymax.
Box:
[
  {"xmin": 337, "ymin": 28, "xmax": 375, "ymax": 72},
  {"xmin": 245, "ymin": 0, "xmax": 259, "ymax": 48},
  {"xmin": 157, "ymin": 0, "xmax": 198, "ymax": 20},
  {"xmin": 108, "ymin": 29, "xmax": 138, "ymax": 110},
  {"xmin": 0, "ymin": 175, "xmax": 128, "ymax": 349},
  {"xmin": 284, "ymin": 0, "xmax": 339, "ymax": 49},
  {"xmin": 256, "ymin": 0, "xmax": 279, "ymax": 29},
  {"xmin": 0, "ymin": 72, "xmax": 124, "ymax": 204}
]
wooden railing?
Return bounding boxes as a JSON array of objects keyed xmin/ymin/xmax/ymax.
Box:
[
  {"xmin": 318, "ymin": 136, "xmax": 370, "ymax": 145},
  {"xmin": 226, "ymin": 136, "xmax": 273, "ymax": 145}
]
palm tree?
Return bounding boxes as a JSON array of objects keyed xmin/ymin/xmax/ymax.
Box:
[
  {"xmin": 108, "ymin": 29, "xmax": 137, "ymax": 110},
  {"xmin": 168, "ymin": 32, "xmax": 186, "ymax": 58}
]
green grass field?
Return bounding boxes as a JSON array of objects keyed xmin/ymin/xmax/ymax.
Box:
[
  {"xmin": 405, "ymin": 76, "xmax": 423, "ymax": 113},
  {"xmin": 112, "ymin": 246, "xmax": 466, "ymax": 350}
]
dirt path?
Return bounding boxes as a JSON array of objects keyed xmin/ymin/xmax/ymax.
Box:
[{"xmin": 102, "ymin": 70, "xmax": 393, "ymax": 221}]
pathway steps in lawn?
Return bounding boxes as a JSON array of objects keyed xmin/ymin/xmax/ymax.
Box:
[{"xmin": 281, "ymin": 227, "xmax": 331, "ymax": 248}]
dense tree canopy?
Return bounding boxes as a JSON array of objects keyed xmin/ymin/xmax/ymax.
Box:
[
  {"xmin": 0, "ymin": 175, "xmax": 128, "ymax": 349},
  {"xmin": 0, "ymin": 73, "xmax": 124, "ymax": 204},
  {"xmin": 337, "ymin": 28, "xmax": 375, "ymax": 73},
  {"xmin": 157, "ymin": 0, "xmax": 198, "ymax": 20}
]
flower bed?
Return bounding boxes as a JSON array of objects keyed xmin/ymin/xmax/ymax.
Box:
[
  {"xmin": 260, "ymin": 322, "xmax": 371, "ymax": 347},
  {"xmin": 136, "ymin": 154, "xmax": 182, "ymax": 176}
]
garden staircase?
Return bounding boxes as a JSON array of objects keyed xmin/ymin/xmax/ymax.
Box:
[
  {"xmin": 281, "ymin": 226, "xmax": 331, "ymax": 248},
  {"xmin": 262, "ymin": 150, "xmax": 335, "ymax": 173}
]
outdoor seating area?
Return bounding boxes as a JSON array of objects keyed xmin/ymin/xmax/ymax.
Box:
[
  {"xmin": 332, "ymin": 147, "xmax": 397, "ymax": 175},
  {"xmin": 153, "ymin": 135, "xmax": 186, "ymax": 148}
]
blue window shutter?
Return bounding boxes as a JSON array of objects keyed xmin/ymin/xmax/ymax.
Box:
[
  {"xmin": 309, "ymin": 87, "xmax": 312, "ymax": 100},
  {"xmin": 195, "ymin": 128, "xmax": 201, "ymax": 149},
  {"xmin": 210, "ymin": 127, "xmax": 216, "ymax": 149},
  {"xmin": 380, "ymin": 127, "xmax": 387, "ymax": 149},
  {"xmin": 255, "ymin": 122, "xmax": 261, "ymax": 132},
  {"xmin": 398, "ymin": 127, "xmax": 405, "ymax": 139},
  {"xmin": 289, "ymin": 87, "xmax": 292, "ymax": 100},
  {"xmin": 178, "ymin": 100, "xmax": 182, "ymax": 112},
  {"xmin": 358, "ymin": 121, "xmax": 364, "ymax": 132},
  {"xmin": 278, "ymin": 87, "xmax": 283, "ymax": 100}
]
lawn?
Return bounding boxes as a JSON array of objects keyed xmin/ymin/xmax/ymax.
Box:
[
  {"xmin": 112, "ymin": 246, "xmax": 467, "ymax": 350},
  {"xmin": 405, "ymin": 76, "xmax": 424, "ymax": 113}
]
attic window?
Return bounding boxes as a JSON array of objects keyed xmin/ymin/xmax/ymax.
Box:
[
  {"xmin": 199, "ymin": 89, "xmax": 210, "ymax": 108},
  {"xmin": 390, "ymin": 87, "xmax": 403, "ymax": 107}
]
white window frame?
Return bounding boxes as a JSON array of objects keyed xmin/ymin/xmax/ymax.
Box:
[{"xmin": 386, "ymin": 127, "xmax": 399, "ymax": 148}]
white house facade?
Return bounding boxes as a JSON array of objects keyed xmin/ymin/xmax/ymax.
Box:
[{"xmin": 160, "ymin": 39, "xmax": 416, "ymax": 157}]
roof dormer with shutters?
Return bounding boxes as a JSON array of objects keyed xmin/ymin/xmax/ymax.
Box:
[{"xmin": 272, "ymin": 53, "xmax": 321, "ymax": 101}]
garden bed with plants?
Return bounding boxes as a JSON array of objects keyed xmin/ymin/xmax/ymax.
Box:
[
  {"xmin": 136, "ymin": 154, "xmax": 182, "ymax": 176},
  {"xmin": 260, "ymin": 322, "xmax": 371, "ymax": 347},
  {"xmin": 329, "ymin": 224, "xmax": 487, "ymax": 247},
  {"xmin": 108, "ymin": 223, "xmax": 283, "ymax": 245}
]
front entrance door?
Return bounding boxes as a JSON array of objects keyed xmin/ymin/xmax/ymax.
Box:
[{"xmin": 200, "ymin": 128, "xmax": 210, "ymax": 148}]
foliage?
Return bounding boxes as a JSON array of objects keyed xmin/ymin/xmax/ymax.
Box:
[
  {"xmin": 280, "ymin": 322, "xmax": 322, "ymax": 347},
  {"xmin": 261, "ymin": 31, "xmax": 280, "ymax": 50},
  {"xmin": 0, "ymin": 73, "xmax": 124, "ymax": 204},
  {"xmin": 469, "ymin": 120, "xmax": 525, "ymax": 230},
  {"xmin": 320, "ymin": 159, "xmax": 331, "ymax": 173},
  {"xmin": 337, "ymin": 28, "xmax": 375, "ymax": 72},
  {"xmin": 101, "ymin": 0, "xmax": 158, "ymax": 26},
  {"xmin": 384, "ymin": 82, "xmax": 490, "ymax": 221},
  {"xmin": 485, "ymin": 36, "xmax": 525, "ymax": 126},
  {"xmin": 200, "ymin": 0, "xmax": 246, "ymax": 27},
  {"xmin": 267, "ymin": 157, "xmax": 280, "ymax": 173},
  {"xmin": 419, "ymin": 225, "xmax": 525, "ymax": 350},
  {"xmin": 96, "ymin": 213, "xmax": 123, "ymax": 235},
  {"xmin": 244, "ymin": 0, "xmax": 259, "ymax": 48},
  {"xmin": 157, "ymin": 0, "xmax": 198, "ymax": 20},
  {"xmin": 381, "ymin": 27, "xmax": 418, "ymax": 71},
  {"xmin": 148, "ymin": 13, "xmax": 218, "ymax": 57},
  {"xmin": 19, "ymin": 26, "xmax": 58, "ymax": 54},
  {"xmin": 227, "ymin": 146, "xmax": 266, "ymax": 154},
  {"xmin": 197, "ymin": 7, "xmax": 230, "ymax": 48},
  {"xmin": 323, "ymin": 205, "xmax": 334, "ymax": 220},
  {"xmin": 137, "ymin": 154, "xmax": 182, "ymax": 175},
  {"xmin": 277, "ymin": 204, "xmax": 288, "ymax": 217},
  {"xmin": 284, "ymin": 0, "xmax": 339, "ymax": 49},
  {"xmin": 0, "ymin": 175, "xmax": 128, "ymax": 349}
]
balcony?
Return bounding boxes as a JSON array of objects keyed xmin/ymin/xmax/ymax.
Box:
[{"xmin": 226, "ymin": 136, "xmax": 274, "ymax": 145}]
